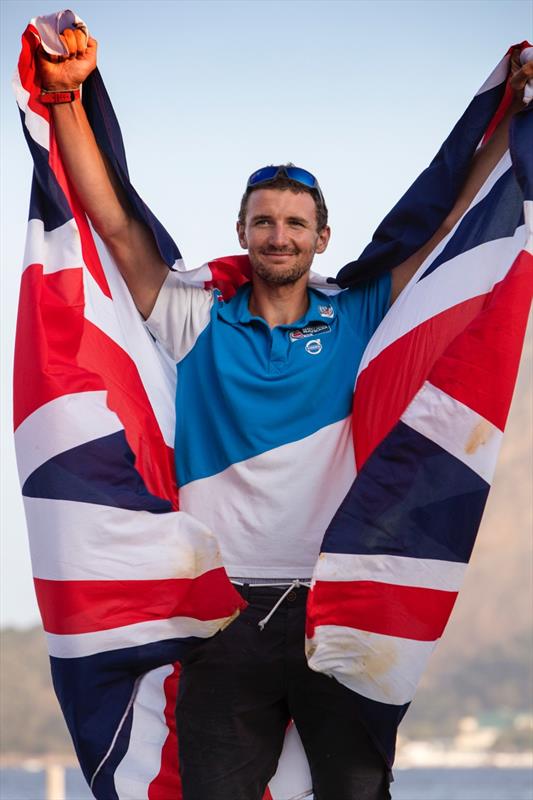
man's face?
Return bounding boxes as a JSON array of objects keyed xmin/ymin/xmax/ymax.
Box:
[{"xmin": 236, "ymin": 189, "xmax": 330, "ymax": 286}]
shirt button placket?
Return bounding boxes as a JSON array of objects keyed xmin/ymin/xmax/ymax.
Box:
[{"xmin": 269, "ymin": 328, "xmax": 288, "ymax": 373}]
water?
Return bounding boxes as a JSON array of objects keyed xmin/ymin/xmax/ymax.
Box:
[
  {"xmin": 392, "ymin": 767, "xmax": 533, "ymax": 799},
  {"xmin": 0, "ymin": 767, "xmax": 532, "ymax": 799},
  {"xmin": 0, "ymin": 768, "xmax": 91, "ymax": 800}
]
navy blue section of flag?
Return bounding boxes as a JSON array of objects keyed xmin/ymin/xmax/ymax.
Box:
[
  {"xmin": 22, "ymin": 431, "xmax": 173, "ymax": 513},
  {"xmin": 322, "ymin": 422, "xmax": 489, "ymax": 563},
  {"xmin": 422, "ymin": 167, "xmax": 524, "ymax": 279}
]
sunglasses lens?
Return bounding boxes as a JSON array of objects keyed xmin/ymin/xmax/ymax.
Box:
[
  {"xmin": 284, "ymin": 167, "xmax": 317, "ymax": 188},
  {"xmin": 248, "ymin": 166, "xmax": 280, "ymax": 186},
  {"xmin": 247, "ymin": 165, "xmax": 320, "ymax": 194}
]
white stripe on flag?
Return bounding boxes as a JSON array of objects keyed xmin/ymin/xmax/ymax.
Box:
[
  {"xmin": 83, "ymin": 263, "xmax": 129, "ymax": 352},
  {"xmin": 167, "ymin": 257, "xmax": 211, "ymax": 283},
  {"xmin": 312, "ymin": 552, "xmax": 467, "ymax": 591},
  {"xmin": 114, "ymin": 665, "xmax": 174, "ymax": 800},
  {"xmin": 457, "ymin": 150, "xmax": 511, "ymax": 211},
  {"xmin": 25, "ymin": 497, "xmax": 223, "ymax": 581},
  {"xmin": 47, "ymin": 615, "xmax": 229, "ymax": 658},
  {"xmin": 475, "ymin": 53, "xmax": 510, "ymax": 96},
  {"xmin": 23, "ymin": 218, "xmax": 84, "ymax": 275},
  {"xmin": 15, "ymin": 391, "xmax": 123, "ymax": 484},
  {"xmin": 524, "ymin": 199, "xmax": 533, "ymax": 254},
  {"xmin": 91, "ymin": 232, "xmax": 177, "ymax": 447},
  {"xmin": 268, "ymin": 723, "xmax": 313, "ymax": 800},
  {"xmin": 306, "ymin": 625, "xmax": 437, "ymax": 706},
  {"xmin": 82, "ymin": 255, "xmax": 175, "ymax": 446},
  {"xmin": 358, "ymin": 222, "xmax": 525, "ymax": 377},
  {"xmin": 402, "ymin": 381, "xmax": 504, "ymax": 484},
  {"xmin": 12, "ymin": 68, "xmax": 50, "ymax": 151}
]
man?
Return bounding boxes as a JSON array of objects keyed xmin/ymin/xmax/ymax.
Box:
[{"xmin": 37, "ymin": 27, "xmax": 531, "ymax": 800}]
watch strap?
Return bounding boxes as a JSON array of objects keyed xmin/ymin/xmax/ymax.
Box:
[{"xmin": 40, "ymin": 89, "xmax": 81, "ymax": 105}]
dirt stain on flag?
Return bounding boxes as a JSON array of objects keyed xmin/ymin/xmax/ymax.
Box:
[{"xmin": 465, "ymin": 420, "xmax": 495, "ymax": 454}]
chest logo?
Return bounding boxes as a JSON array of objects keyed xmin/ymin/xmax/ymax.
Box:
[
  {"xmin": 305, "ymin": 339, "xmax": 323, "ymax": 355},
  {"xmin": 289, "ymin": 323, "xmax": 330, "ymax": 342},
  {"xmin": 318, "ymin": 305, "xmax": 334, "ymax": 319}
]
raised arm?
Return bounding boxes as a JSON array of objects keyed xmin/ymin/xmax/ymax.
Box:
[
  {"xmin": 390, "ymin": 50, "xmax": 533, "ymax": 304},
  {"xmin": 37, "ymin": 28, "xmax": 168, "ymax": 318}
]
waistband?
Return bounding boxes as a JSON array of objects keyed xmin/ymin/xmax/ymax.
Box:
[
  {"xmin": 231, "ymin": 577, "xmax": 312, "ymax": 586},
  {"xmin": 234, "ymin": 579, "xmax": 310, "ymax": 628}
]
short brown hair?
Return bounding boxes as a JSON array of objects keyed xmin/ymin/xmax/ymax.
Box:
[{"xmin": 238, "ymin": 165, "xmax": 328, "ymax": 232}]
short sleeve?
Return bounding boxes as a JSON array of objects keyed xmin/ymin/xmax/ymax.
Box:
[
  {"xmin": 336, "ymin": 270, "xmax": 391, "ymax": 341},
  {"xmin": 144, "ymin": 271, "xmax": 214, "ymax": 362}
]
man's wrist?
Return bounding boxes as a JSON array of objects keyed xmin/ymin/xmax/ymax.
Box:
[
  {"xmin": 40, "ymin": 87, "xmax": 81, "ymax": 105},
  {"xmin": 41, "ymin": 84, "xmax": 81, "ymax": 93}
]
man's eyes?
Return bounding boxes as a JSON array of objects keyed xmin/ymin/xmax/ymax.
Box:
[{"xmin": 253, "ymin": 219, "xmax": 306, "ymax": 227}]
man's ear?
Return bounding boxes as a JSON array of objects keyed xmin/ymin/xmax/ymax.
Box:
[
  {"xmin": 315, "ymin": 225, "xmax": 331, "ymax": 254},
  {"xmin": 236, "ymin": 221, "xmax": 247, "ymax": 250}
]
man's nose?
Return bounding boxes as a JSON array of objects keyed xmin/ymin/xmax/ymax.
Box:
[{"xmin": 268, "ymin": 224, "xmax": 290, "ymax": 248}]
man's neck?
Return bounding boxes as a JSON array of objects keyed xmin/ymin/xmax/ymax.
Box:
[{"xmin": 248, "ymin": 276, "xmax": 309, "ymax": 328}]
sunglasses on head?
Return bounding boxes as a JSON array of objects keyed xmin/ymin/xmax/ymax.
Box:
[{"xmin": 246, "ymin": 165, "xmax": 324, "ymax": 202}]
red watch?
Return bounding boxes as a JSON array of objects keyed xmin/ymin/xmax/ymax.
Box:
[{"xmin": 40, "ymin": 88, "xmax": 80, "ymax": 104}]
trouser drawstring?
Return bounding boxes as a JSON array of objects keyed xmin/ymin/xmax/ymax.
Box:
[{"xmin": 257, "ymin": 579, "xmax": 311, "ymax": 630}]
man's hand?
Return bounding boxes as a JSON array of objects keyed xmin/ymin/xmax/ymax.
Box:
[
  {"xmin": 37, "ymin": 28, "xmax": 97, "ymax": 91},
  {"xmin": 509, "ymin": 47, "xmax": 533, "ymax": 107}
]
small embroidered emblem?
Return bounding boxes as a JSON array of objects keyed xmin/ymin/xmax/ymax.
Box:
[{"xmin": 305, "ymin": 339, "xmax": 322, "ymax": 355}]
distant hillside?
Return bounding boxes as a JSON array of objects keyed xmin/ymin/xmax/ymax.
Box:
[
  {"xmin": 0, "ymin": 627, "xmax": 73, "ymax": 756},
  {"xmin": 402, "ymin": 629, "xmax": 533, "ymax": 738},
  {"xmin": 1, "ymin": 623, "xmax": 530, "ymax": 756},
  {"xmin": 1, "ymin": 334, "xmax": 531, "ymax": 757}
]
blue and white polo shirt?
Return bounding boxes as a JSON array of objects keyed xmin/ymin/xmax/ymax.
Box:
[{"xmin": 146, "ymin": 271, "xmax": 391, "ymax": 580}]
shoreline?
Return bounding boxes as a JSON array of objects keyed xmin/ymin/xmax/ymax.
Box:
[
  {"xmin": 395, "ymin": 752, "xmax": 533, "ymax": 769},
  {"xmin": 1, "ymin": 752, "xmax": 532, "ymax": 771}
]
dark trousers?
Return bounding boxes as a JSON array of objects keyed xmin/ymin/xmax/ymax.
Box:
[{"xmin": 176, "ymin": 584, "xmax": 391, "ymax": 800}]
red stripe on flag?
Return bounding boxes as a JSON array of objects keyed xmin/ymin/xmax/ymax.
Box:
[
  {"xmin": 306, "ymin": 580, "xmax": 458, "ymax": 642},
  {"xmin": 482, "ymin": 41, "xmax": 531, "ymax": 145},
  {"xmin": 148, "ymin": 664, "xmax": 182, "ymax": 800},
  {"xmin": 48, "ymin": 125, "xmax": 112, "ymax": 298},
  {"xmin": 353, "ymin": 294, "xmax": 488, "ymax": 469},
  {"xmin": 14, "ymin": 265, "xmax": 178, "ymax": 505},
  {"xmin": 430, "ymin": 252, "xmax": 533, "ymax": 430},
  {"xmin": 14, "ymin": 265, "xmax": 104, "ymax": 429},
  {"xmin": 80, "ymin": 318, "xmax": 179, "ymax": 506},
  {"xmin": 35, "ymin": 569, "xmax": 247, "ymax": 635},
  {"xmin": 205, "ymin": 255, "xmax": 251, "ymax": 300},
  {"xmin": 18, "ymin": 26, "xmax": 50, "ymax": 125}
]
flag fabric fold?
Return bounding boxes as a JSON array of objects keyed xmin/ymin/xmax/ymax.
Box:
[{"xmin": 13, "ymin": 11, "xmax": 532, "ymax": 798}]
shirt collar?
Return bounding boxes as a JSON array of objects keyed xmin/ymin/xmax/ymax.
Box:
[{"xmin": 217, "ymin": 284, "xmax": 336, "ymax": 328}]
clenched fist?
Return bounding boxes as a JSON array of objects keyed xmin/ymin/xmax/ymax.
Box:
[
  {"xmin": 509, "ymin": 47, "xmax": 533, "ymax": 106},
  {"xmin": 37, "ymin": 27, "xmax": 97, "ymax": 91}
]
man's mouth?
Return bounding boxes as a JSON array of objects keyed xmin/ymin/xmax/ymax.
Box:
[{"xmin": 262, "ymin": 251, "xmax": 298, "ymax": 259}]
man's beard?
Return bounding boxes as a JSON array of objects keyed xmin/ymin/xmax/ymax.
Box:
[{"xmin": 249, "ymin": 251, "xmax": 312, "ymax": 286}]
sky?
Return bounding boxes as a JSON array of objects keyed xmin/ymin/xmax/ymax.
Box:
[{"xmin": 1, "ymin": 0, "xmax": 532, "ymax": 627}]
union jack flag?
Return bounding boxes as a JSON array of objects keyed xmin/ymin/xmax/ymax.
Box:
[{"xmin": 13, "ymin": 10, "xmax": 532, "ymax": 799}]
